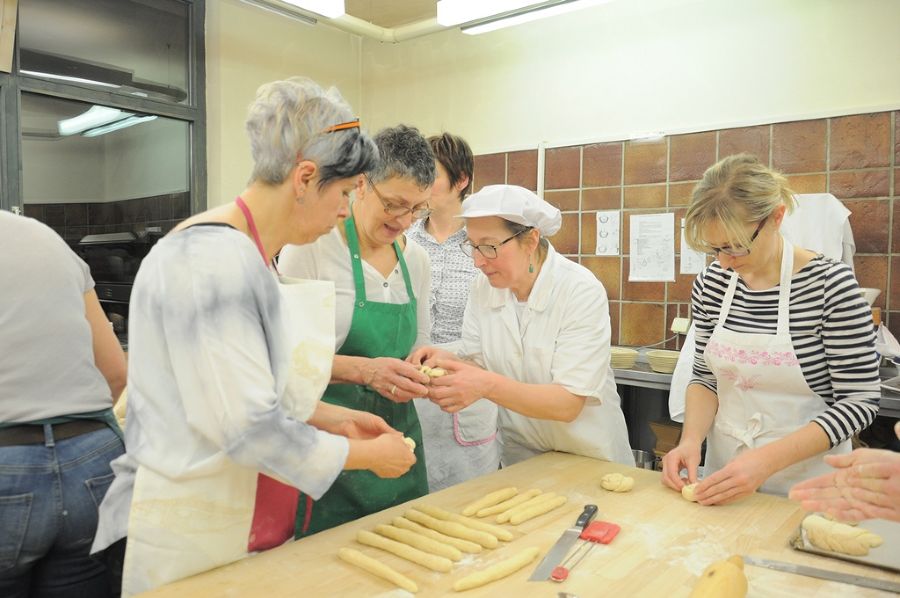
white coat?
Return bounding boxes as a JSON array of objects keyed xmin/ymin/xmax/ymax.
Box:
[{"xmin": 459, "ymin": 244, "xmax": 633, "ymax": 467}]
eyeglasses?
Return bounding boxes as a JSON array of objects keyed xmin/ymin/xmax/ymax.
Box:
[
  {"xmin": 365, "ymin": 175, "xmax": 432, "ymax": 220},
  {"xmin": 460, "ymin": 227, "xmax": 532, "ymax": 259},
  {"xmin": 705, "ymin": 217, "xmax": 767, "ymax": 257}
]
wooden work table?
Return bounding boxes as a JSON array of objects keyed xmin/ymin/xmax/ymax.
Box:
[{"xmin": 141, "ymin": 452, "xmax": 900, "ymax": 597}]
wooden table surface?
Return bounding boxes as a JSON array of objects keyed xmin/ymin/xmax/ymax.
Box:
[{"xmin": 140, "ymin": 452, "xmax": 900, "ymax": 597}]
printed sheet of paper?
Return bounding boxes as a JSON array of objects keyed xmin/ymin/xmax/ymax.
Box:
[
  {"xmin": 628, "ymin": 212, "xmax": 675, "ymax": 281},
  {"xmin": 595, "ymin": 210, "xmax": 620, "ymax": 256},
  {"xmin": 680, "ymin": 218, "xmax": 707, "ymax": 274}
]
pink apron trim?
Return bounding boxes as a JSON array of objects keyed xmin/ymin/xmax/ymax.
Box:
[{"xmin": 452, "ymin": 413, "xmax": 497, "ymax": 447}]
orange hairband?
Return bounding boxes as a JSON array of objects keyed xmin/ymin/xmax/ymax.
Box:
[{"xmin": 322, "ymin": 118, "xmax": 360, "ymax": 133}]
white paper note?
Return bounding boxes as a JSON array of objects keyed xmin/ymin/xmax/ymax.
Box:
[
  {"xmin": 595, "ymin": 210, "xmax": 620, "ymax": 256},
  {"xmin": 680, "ymin": 218, "xmax": 707, "ymax": 274},
  {"xmin": 628, "ymin": 212, "xmax": 675, "ymax": 281}
]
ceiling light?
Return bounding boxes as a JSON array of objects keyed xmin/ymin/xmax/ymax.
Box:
[
  {"xmin": 239, "ymin": 0, "xmax": 317, "ymax": 25},
  {"xmin": 20, "ymin": 70, "xmax": 121, "ymax": 89},
  {"xmin": 58, "ymin": 106, "xmax": 129, "ymax": 136},
  {"xmin": 282, "ymin": 0, "xmax": 344, "ymax": 19},
  {"xmin": 437, "ymin": 0, "xmax": 539, "ymax": 26},
  {"xmin": 83, "ymin": 115, "xmax": 158, "ymax": 138},
  {"xmin": 460, "ymin": 0, "xmax": 611, "ymax": 35}
]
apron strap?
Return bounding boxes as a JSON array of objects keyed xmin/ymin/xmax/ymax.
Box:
[
  {"xmin": 716, "ymin": 272, "xmax": 740, "ymax": 333},
  {"xmin": 776, "ymin": 237, "xmax": 794, "ymax": 336},
  {"xmin": 343, "ymin": 215, "xmax": 417, "ymax": 305},
  {"xmin": 235, "ymin": 196, "xmax": 280, "ymax": 275}
]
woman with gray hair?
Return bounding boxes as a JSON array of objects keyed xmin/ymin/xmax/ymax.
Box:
[
  {"xmin": 91, "ymin": 77, "xmax": 415, "ymax": 596},
  {"xmin": 280, "ymin": 124, "xmax": 435, "ymax": 536}
]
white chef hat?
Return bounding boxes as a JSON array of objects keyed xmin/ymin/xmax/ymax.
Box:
[{"xmin": 459, "ymin": 185, "xmax": 562, "ymax": 236}]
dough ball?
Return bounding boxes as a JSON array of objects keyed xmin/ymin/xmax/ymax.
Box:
[
  {"xmin": 682, "ymin": 483, "xmax": 698, "ymax": 502},
  {"xmin": 600, "ymin": 472, "xmax": 634, "ymax": 492},
  {"xmin": 428, "ymin": 367, "xmax": 446, "ymax": 377},
  {"xmin": 403, "ymin": 437, "xmax": 416, "ymax": 452}
]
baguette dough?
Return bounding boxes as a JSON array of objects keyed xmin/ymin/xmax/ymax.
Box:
[
  {"xmin": 338, "ymin": 547, "xmax": 418, "ymax": 593},
  {"xmin": 374, "ymin": 524, "xmax": 462, "ymax": 561},
  {"xmin": 497, "ymin": 492, "xmax": 557, "ymax": 523},
  {"xmin": 414, "ymin": 504, "xmax": 514, "ymax": 541},
  {"xmin": 802, "ymin": 514, "xmax": 884, "ymax": 556},
  {"xmin": 405, "ymin": 510, "xmax": 498, "ymax": 548},
  {"xmin": 453, "ymin": 547, "xmax": 540, "ymax": 592},
  {"xmin": 681, "ymin": 483, "xmax": 698, "ymax": 502},
  {"xmin": 356, "ymin": 530, "xmax": 453, "ymax": 572},
  {"xmin": 393, "ymin": 517, "xmax": 482, "ymax": 554},
  {"xmin": 462, "ymin": 487, "xmax": 518, "ymax": 516},
  {"xmin": 600, "ymin": 473, "xmax": 634, "ymax": 493},
  {"xmin": 477, "ymin": 489, "xmax": 541, "ymax": 517},
  {"xmin": 509, "ymin": 496, "xmax": 568, "ymax": 525},
  {"xmin": 403, "ymin": 437, "xmax": 416, "ymax": 452}
]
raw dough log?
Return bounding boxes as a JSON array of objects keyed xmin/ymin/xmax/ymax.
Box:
[
  {"xmin": 374, "ymin": 524, "xmax": 462, "ymax": 561},
  {"xmin": 393, "ymin": 517, "xmax": 483, "ymax": 554},
  {"xmin": 338, "ymin": 547, "xmax": 418, "ymax": 594},
  {"xmin": 476, "ymin": 489, "xmax": 541, "ymax": 517},
  {"xmin": 600, "ymin": 473, "xmax": 634, "ymax": 492},
  {"xmin": 356, "ymin": 530, "xmax": 453, "ymax": 572},
  {"xmin": 497, "ymin": 492, "xmax": 557, "ymax": 523},
  {"xmin": 414, "ymin": 504, "xmax": 514, "ymax": 541},
  {"xmin": 403, "ymin": 437, "xmax": 416, "ymax": 452},
  {"xmin": 461, "ymin": 487, "xmax": 518, "ymax": 516},
  {"xmin": 802, "ymin": 514, "xmax": 883, "ymax": 556},
  {"xmin": 509, "ymin": 496, "xmax": 568, "ymax": 525},
  {"xmin": 453, "ymin": 547, "xmax": 541, "ymax": 592},
  {"xmin": 405, "ymin": 510, "xmax": 498, "ymax": 548},
  {"xmin": 682, "ymin": 483, "xmax": 698, "ymax": 502}
]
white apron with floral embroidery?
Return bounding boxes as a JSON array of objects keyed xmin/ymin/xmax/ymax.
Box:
[{"xmin": 703, "ymin": 238, "xmax": 850, "ymax": 495}]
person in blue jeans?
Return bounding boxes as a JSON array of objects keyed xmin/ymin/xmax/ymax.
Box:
[{"xmin": 0, "ymin": 210, "xmax": 127, "ymax": 598}]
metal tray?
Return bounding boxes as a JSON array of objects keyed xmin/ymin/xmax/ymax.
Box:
[{"xmin": 791, "ymin": 514, "xmax": 900, "ymax": 573}]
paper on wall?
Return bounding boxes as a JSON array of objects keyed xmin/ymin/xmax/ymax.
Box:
[
  {"xmin": 680, "ymin": 218, "xmax": 706, "ymax": 274},
  {"xmin": 628, "ymin": 212, "xmax": 675, "ymax": 282},
  {"xmin": 595, "ymin": 210, "xmax": 620, "ymax": 256}
]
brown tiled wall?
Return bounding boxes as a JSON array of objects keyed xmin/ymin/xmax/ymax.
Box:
[{"xmin": 473, "ymin": 110, "xmax": 898, "ymax": 349}]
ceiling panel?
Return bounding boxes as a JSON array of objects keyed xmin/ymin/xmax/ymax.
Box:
[{"xmin": 345, "ymin": 0, "xmax": 436, "ymax": 28}]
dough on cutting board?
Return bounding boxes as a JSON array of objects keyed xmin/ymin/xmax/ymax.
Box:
[
  {"xmin": 681, "ymin": 483, "xmax": 698, "ymax": 502},
  {"xmin": 453, "ymin": 547, "xmax": 540, "ymax": 592},
  {"xmin": 600, "ymin": 473, "xmax": 634, "ymax": 492},
  {"xmin": 338, "ymin": 547, "xmax": 418, "ymax": 593},
  {"xmin": 356, "ymin": 530, "xmax": 453, "ymax": 572},
  {"xmin": 461, "ymin": 487, "xmax": 518, "ymax": 516},
  {"xmin": 403, "ymin": 437, "xmax": 416, "ymax": 452},
  {"xmin": 476, "ymin": 489, "xmax": 541, "ymax": 517},
  {"xmin": 413, "ymin": 504, "xmax": 513, "ymax": 541},
  {"xmin": 509, "ymin": 496, "xmax": 568, "ymax": 525},
  {"xmin": 374, "ymin": 524, "xmax": 462, "ymax": 561},
  {"xmin": 393, "ymin": 517, "xmax": 482, "ymax": 554},
  {"xmin": 802, "ymin": 515, "xmax": 883, "ymax": 556},
  {"xmin": 496, "ymin": 492, "xmax": 556, "ymax": 523},
  {"xmin": 405, "ymin": 510, "xmax": 498, "ymax": 548}
]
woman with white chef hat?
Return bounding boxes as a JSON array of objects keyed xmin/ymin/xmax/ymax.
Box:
[
  {"xmin": 661, "ymin": 153, "xmax": 880, "ymax": 504},
  {"xmin": 409, "ymin": 185, "xmax": 633, "ymax": 467}
]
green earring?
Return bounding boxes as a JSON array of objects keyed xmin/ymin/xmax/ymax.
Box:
[{"xmin": 529, "ymin": 261, "xmax": 534, "ymax": 274}]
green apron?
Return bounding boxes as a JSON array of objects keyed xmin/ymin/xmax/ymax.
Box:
[{"xmin": 295, "ymin": 215, "xmax": 428, "ymax": 538}]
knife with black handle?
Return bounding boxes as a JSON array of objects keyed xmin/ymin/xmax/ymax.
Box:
[{"xmin": 528, "ymin": 504, "xmax": 598, "ymax": 581}]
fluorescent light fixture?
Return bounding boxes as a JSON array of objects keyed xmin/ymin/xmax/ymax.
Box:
[
  {"xmin": 630, "ymin": 132, "xmax": 665, "ymax": 142},
  {"xmin": 83, "ymin": 115, "xmax": 158, "ymax": 137},
  {"xmin": 437, "ymin": 0, "xmax": 539, "ymax": 26},
  {"xmin": 460, "ymin": 0, "xmax": 611, "ymax": 35},
  {"xmin": 20, "ymin": 69, "xmax": 121, "ymax": 89},
  {"xmin": 239, "ymin": 0, "xmax": 317, "ymax": 25},
  {"xmin": 58, "ymin": 106, "xmax": 129, "ymax": 136},
  {"xmin": 282, "ymin": 0, "xmax": 344, "ymax": 18}
]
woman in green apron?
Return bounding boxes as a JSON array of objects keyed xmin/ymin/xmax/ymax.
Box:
[{"xmin": 280, "ymin": 125, "xmax": 436, "ymax": 536}]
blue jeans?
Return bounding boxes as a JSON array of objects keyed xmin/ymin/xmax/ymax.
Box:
[{"xmin": 0, "ymin": 425, "xmax": 125, "ymax": 598}]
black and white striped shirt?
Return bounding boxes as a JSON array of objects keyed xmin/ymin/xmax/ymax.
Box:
[{"xmin": 691, "ymin": 256, "xmax": 880, "ymax": 447}]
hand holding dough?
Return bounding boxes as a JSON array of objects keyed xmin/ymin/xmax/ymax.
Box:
[
  {"xmin": 403, "ymin": 437, "xmax": 416, "ymax": 452},
  {"xmin": 419, "ymin": 365, "xmax": 447, "ymax": 378},
  {"xmin": 682, "ymin": 483, "xmax": 698, "ymax": 502},
  {"xmin": 453, "ymin": 547, "xmax": 540, "ymax": 591},
  {"xmin": 600, "ymin": 473, "xmax": 634, "ymax": 492},
  {"xmin": 338, "ymin": 547, "xmax": 418, "ymax": 593},
  {"xmin": 461, "ymin": 487, "xmax": 518, "ymax": 517},
  {"xmin": 413, "ymin": 504, "xmax": 513, "ymax": 541},
  {"xmin": 802, "ymin": 514, "xmax": 883, "ymax": 556}
]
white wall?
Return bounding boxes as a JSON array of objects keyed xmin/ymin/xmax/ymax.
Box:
[
  {"xmin": 205, "ymin": 0, "xmax": 363, "ymax": 206},
  {"xmin": 359, "ymin": 0, "xmax": 900, "ymax": 154}
]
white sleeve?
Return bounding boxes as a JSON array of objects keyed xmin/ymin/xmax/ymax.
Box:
[
  {"xmin": 277, "ymin": 241, "xmax": 320, "ymax": 279},
  {"xmin": 161, "ymin": 239, "xmax": 347, "ymax": 499},
  {"xmin": 458, "ymin": 277, "xmax": 486, "ymax": 366},
  {"xmin": 411, "ymin": 244, "xmax": 432, "ymax": 350}
]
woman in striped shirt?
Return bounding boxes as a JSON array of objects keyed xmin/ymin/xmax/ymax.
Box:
[{"xmin": 661, "ymin": 154, "xmax": 880, "ymax": 504}]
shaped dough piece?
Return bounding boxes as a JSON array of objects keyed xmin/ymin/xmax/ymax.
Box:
[
  {"xmin": 374, "ymin": 524, "xmax": 462, "ymax": 561},
  {"xmin": 477, "ymin": 489, "xmax": 542, "ymax": 517},
  {"xmin": 403, "ymin": 437, "xmax": 416, "ymax": 452},
  {"xmin": 682, "ymin": 483, "xmax": 698, "ymax": 502},
  {"xmin": 414, "ymin": 504, "xmax": 514, "ymax": 541},
  {"xmin": 338, "ymin": 547, "xmax": 418, "ymax": 593},
  {"xmin": 356, "ymin": 530, "xmax": 453, "ymax": 572},
  {"xmin": 497, "ymin": 492, "xmax": 557, "ymax": 524},
  {"xmin": 461, "ymin": 487, "xmax": 518, "ymax": 516},
  {"xmin": 405, "ymin": 510, "xmax": 498, "ymax": 548},
  {"xmin": 509, "ymin": 496, "xmax": 568, "ymax": 525},
  {"xmin": 802, "ymin": 515, "xmax": 884, "ymax": 556},
  {"xmin": 419, "ymin": 365, "xmax": 447, "ymax": 378},
  {"xmin": 393, "ymin": 517, "xmax": 483, "ymax": 554},
  {"xmin": 453, "ymin": 547, "xmax": 540, "ymax": 592},
  {"xmin": 600, "ymin": 473, "xmax": 634, "ymax": 493}
]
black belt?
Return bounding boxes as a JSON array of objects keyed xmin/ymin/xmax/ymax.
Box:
[{"xmin": 0, "ymin": 420, "xmax": 108, "ymax": 447}]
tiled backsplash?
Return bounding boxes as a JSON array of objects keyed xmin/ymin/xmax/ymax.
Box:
[
  {"xmin": 24, "ymin": 192, "xmax": 191, "ymax": 246},
  {"xmin": 473, "ymin": 110, "xmax": 898, "ymax": 349}
]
